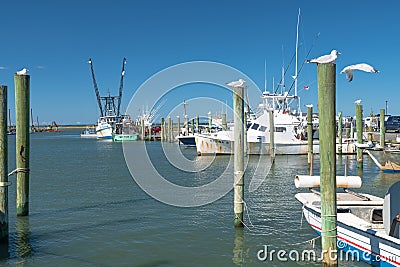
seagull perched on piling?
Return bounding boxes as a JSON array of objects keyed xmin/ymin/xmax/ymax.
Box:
[
  {"xmin": 354, "ymin": 99, "xmax": 362, "ymax": 105},
  {"xmin": 340, "ymin": 63, "xmax": 379, "ymax": 82},
  {"xmin": 226, "ymin": 79, "xmax": 245, "ymax": 88},
  {"xmin": 305, "ymin": 104, "xmax": 313, "ymax": 108},
  {"xmin": 16, "ymin": 68, "xmax": 28, "ymax": 75},
  {"xmin": 306, "ymin": 50, "xmax": 341, "ymax": 64}
]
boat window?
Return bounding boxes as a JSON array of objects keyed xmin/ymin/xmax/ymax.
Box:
[
  {"xmin": 247, "ymin": 123, "xmax": 252, "ymax": 130},
  {"xmin": 259, "ymin": 126, "xmax": 267, "ymax": 132},
  {"xmin": 337, "ymin": 208, "xmax": 351, "ymax": 213},
  {"xmin": 275, "ymin": 127, "xmax": 286, "ymax": 132},
  {"xmin": 371, "ymin": 209, "xmax": 383, "ymax": 223},
  {"xmin": 251, "ymin": 123, "xmax": 260, "ymax": 130}
]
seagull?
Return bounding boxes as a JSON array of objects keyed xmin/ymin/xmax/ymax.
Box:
[
  {"xmin": 305, "ymin": 104, "xmax": 313, "ymax": 108},
  {"xmin": 226, "ymin": 79, "xmax": 245, "ymax": 87},
  {"xmin": 306, "ymin": 50, "xmax": 341, "ymax": 64},
  {"xmin": 16, "ymin": 68, "xmax": 28, "ymax": 75},
  {"xmin": 354, "ymin": 99, "xmax": 362, "ymax": 105},
  {"xmin": 340, "ymin": 63, "xmax": 379, "ymax": 82}
]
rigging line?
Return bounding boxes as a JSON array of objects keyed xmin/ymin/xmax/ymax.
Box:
[
  {"xmin": 273, "ymin": 48, "xmax": 296, "ymax": 94},
  {"xmin": 278, "ymin": 32, "xmax": 320, "ymax": 111}
]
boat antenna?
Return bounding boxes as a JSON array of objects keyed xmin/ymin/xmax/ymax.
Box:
[
  {"xmin": 294, "ymin": 8, "xmax": 300, "ymax": 98},
  {"xmin": 264, "ymin": 59, "xmax": 267, "ymax": 93},
  {"xmin": 281, "ymin": 46, "xmax": 285, "ymax": 95}
]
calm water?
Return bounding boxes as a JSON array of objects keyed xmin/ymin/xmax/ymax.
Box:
[{"xmin": 1, "ymin": 129, "xmax": 399, "ymax": 266}]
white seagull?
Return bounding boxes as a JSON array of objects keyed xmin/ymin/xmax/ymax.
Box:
[
  {"xmin": 306, "ymin": 50, "xmax": 341, "ymax": 64},
  {"xmin": 226, "ymin": 79, "xmax": 245, "ymax": 87},
  {"xmin": 340, "ymin": 63, "xmax": 379, "ymax": 82},
  {"xmin": 305, "ymin": 104, "xmax": 313, "ymax": 108},
  {"xmin": 354, "ymin": 99, "xmax": 362, "ymax": 105},
  {"xmin": 16, "ymin": 68, "xmax": 28, "ymax": 75}
]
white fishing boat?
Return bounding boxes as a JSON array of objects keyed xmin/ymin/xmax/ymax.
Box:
[
  {"xmin": 96, "ymin": 116, "xmax": 115, "ymax": 139},
  {"xmin": 295, "ymin": 177, "xmax": 400, "ymax": 266}
]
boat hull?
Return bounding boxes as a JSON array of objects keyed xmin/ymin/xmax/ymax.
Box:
[
  {"xmin": 96, "ymin": 123, "xmax": 113, "ymax": 139},
  {"xmin": 302, "ymin": 204, "xmax": 400, "ymax": 266},
  {"xmin": 113, "ymin": 133, "xmax": 138, "ymax": 142},
  {"xmin": 177, "ymin": 135, "xmax": 196, "ymax": 147}
]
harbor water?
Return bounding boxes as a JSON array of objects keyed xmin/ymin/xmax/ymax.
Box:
[{"xmin": 2, "ymin": 129, "xmax": 398, "ymax": 266}]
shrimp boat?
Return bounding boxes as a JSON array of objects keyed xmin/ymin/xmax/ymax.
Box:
[{"xmin": 295, "ymin": 176, "xmax": 400, "ymax": 266}]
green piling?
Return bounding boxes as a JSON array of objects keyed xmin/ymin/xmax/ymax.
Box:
[
  {"xmin": 222, "ymin": 113, "xmax": 227, "ymax": 131},
  {"xmin": 15, "ymin": 74, "xmax": 30, "ymax": 216},
  {"xmin": 196, "ymin": 115, "xmax": 199, "ymax": 134},
  {"xmin": 317, "ymin": 63, "xmax": 337, "ymax": 266},
  {"xmin": 233, "ymin": 85, "xmax": 244, "ymax": 227},
  {"xmin": 356, "ymin": 105, "xmax": 363, "ymax": 168},
  {"xmin": 0, "ymin": 86, "xmax": 9, "ymax": 239},
  {"xmin": 307, "ymin": 106, "xmax": 313, "ymax": 165},
  {"xmin": 338, "ymin": 111, "xmax": 343, "ymax": 155},
  {"xmin": 184, "ymin": 115, "xmax": 188, "ymax": 136},
  {"xmin": 268, "ymin": 110, "xmax": 275, "ymax": 162},
  {"xmin": 380, "ymin": 109, "xmax": 385, "ymax": 148}
]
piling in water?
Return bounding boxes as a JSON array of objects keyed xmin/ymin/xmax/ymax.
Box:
[
  {"xmin": 222, "ymin": 113, "xmax": 227, "ymax": 131},
  {"xmin": 307, "ymin": 106, "xmax": 313, "ymax": 165},
  {"xmin": 177, "ymin": 116, "xmax": 180, "ymax": 137},
  {"xmin": 233, "ymin": 85, "xmax": 244, "ymax": 227},
  {"xmin": 356, "ymin": 105, "xmax": 363, "ymax": 168},
  {"xmin": 184, "ymin": 115, "xmax": 188, "ymax": 136},
  {"xmin": 268, "ymin": 110, "xmax": 275, "ymax": 162},
  {"xmin": 163, "ymin": 118, "xmax": 167, "ymax": 141},
  {"xmin": 15, "ymin": 74, "xmax": 30, "ymax": 216},
  {"xmin": 380, "ymin": 109, "xmax": 385, "ymax": 148},
  {"xmin": 317, "ymin": 63, "xmax": 337, "ymax": 265},
  {"xmin": 196, "ymin": 115, "xmax": 199, "ymax": 134},
  {"xmin": 0, "ymin": 86, "xmax": 9, "ymax": 239},
  {"xmin": 338, "ymin": 111, "xmax": 343, "ymax": 155},
  {"xmin": 208, "ymin": 113, "xmax": 212, "ymax": 133},
  {"xmin": 168, "ymin": 116, "xmax": 172, "ymax": 143},
  {"xmin": 141, "ymin": 119, "xmax": 145, "ymax": 141},
  {"xmin": 161, "ymin": 118, "xmax": 165, "ymax": 142}
]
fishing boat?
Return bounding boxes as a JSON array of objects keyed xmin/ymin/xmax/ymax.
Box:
[
  {"xmin": 96, "ymin": 116, "xmax": 114, "ymax": 139},
  {"xmin": 177, "ymin": 134, "xmax": 197, "ymax": 147},
  {"xmin": 112, "ymin": 133, "xmax": 139, "ymax": 142},
  {"xmin": 295, "ymin": 176, "xmax": 400, "ymax": 266},
  {"xmin": 80, "ymin": 126, "xmax": 97, "ymax": 138}
]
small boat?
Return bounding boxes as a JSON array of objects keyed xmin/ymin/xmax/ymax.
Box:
[
  {"xmin": 112, "ymin": 133, "xmax": 138, "ymax": 142},
  {"xmin": 80, "ymin": 126, "xmax": 97, "ymax": 138},
  {"xmin": 295, "ymin": 176, "xmax": 400, "ymax": 266}
]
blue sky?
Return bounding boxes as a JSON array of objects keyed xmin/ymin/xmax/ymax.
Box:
[{"xmin": 0, "ymin": 1, "xmax": 398, "ymax": 125}]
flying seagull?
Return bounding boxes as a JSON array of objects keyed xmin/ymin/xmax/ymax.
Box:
[
  {"xmin": 226, "ymin": 79, "xmax": 245, "ymax": 87},
  {"xmin": 340, "ymin": 63, "xmax": 379, "ymax": 82},
  {"xmin": 306, "ymin": 50, "xmax": 341, "ymax": 64},
  {"xmin": 16, "ymin": 68, "xmax": 28, "ymax": 75},
  {"xmin": 354, "ymin": 99, "xmax": 362, "ymax": 105}
]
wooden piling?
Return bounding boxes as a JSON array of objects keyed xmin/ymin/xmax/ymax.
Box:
[
  {"xmin": 356, "ymin": 105, "xmax": 363, "ymax": 168},
  {"xmin": 168, "ymin": 116, "xmax": 172, "ymax": 142},
  {"xmin": 141, "ymin": 119, "xmax": 145, "ymax": 141},
  {"xmin": 160, "ymin": 118, "xmax": 165, "ymax": 142},
  {"xmin": 0, "ymin": 86, "xmax": 9, "ymax": 239},
  {"xmin": 233, "ymin": 85, "xmax": 244, "ymax": 227},
  {"xmin": 268, "ymin": 110, "xmax": 275, "ymax": 162},
  {"xmin": 338, "ymin": 111, "xmax": 343, "ymax": 155},
  {"xmin": 208, "ymin": 112, "xmax": 212, "ymax": 133},
  {"xmin": 307, "ymin": 106, "xmax": 313, "ymax": 165},
  {"xmin": 380, "ymin": 109, "xmax": 385, "ymax": 148},
  {"xmin": 317, "ymin": 63, "xmax": 337, "ymax": 266},
  {"xmin": 163, "ymin": 118, "xmax": 167, "ymax": 141},
  {"xmin": 184, "ymin": 115, "xmax": 189, "ymax": 136},
  {"xmin": 196, "ymin": 115, "xmax": 199, "ymax": 134},
  {"xmin": 191, "ymin": 119, "xmax": 195, "ymax": 135},
  {"xmin": 15, "ymin": 74, "xmax": 30, "ymax": 216},
  {"xmin": 222, "ymin": 113, "xmax": 227, "ymax": 131}
]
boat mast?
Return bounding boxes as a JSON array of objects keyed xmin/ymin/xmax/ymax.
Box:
[{"xmin": 294, "ymin": 8, "xmax": 301, "ymax": 116}]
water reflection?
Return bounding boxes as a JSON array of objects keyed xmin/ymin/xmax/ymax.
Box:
[
  {"xmin": 15, "ymin": 217, "xmax": 31, "ymax": 259},
  {"xmin": 232, "ymin": 228, "xmax": 246, "ymax": 266}
]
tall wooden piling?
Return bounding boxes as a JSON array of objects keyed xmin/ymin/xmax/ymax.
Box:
[
  {"xmin": 15, "ymin": 74, "xmax": 30, "ymax": 216},
  {"xmin": 233, "ymin": 85, "xmax": 244, "ymax": 227},
  {"xmin": 356, "ymin": 105, "xmax": 363, "ymax": 168},
  {"xmin": 191, "ymin": 119, "xmax": 195, "ymax": 134},
  {"xmin": 163, "ymin": 118, "xmax": 167, "ymax": 141},
  {"xmin": 222, "ymin": 113, "xmax": 227, "ymax": 131},
  {"xmin": 160, "ymin": 118, "xmax": 165, "ymax": 142},
  {"xmin": 338, "ymin": 111, "xmax": 343, "ymax": 155},
  {"xmin": 141, "ymin": 119, "xmax": 145, "ymax": 141},
  {"xmin": 196, "ymin": 115, "xmax": 199, "ymax": 134},
  {"xmin": 208, "ymin": 112, "xmax": 212, "ymax": 133},
  {"xmin": 307, "ymin": 106, "xmax": 313, "ymax": 165},
  {"xmin": 380, "ymin": 109, "xmax": 385, "ymax": 148},
  {"xmin": 317, "ymin": 63, "xmax": 337, "ymax": 266},
  {"xmin": 0, "ymin": 86, "xmax": 9, "ymax": 239},
  {"xmin": 268, "ymin": 110, "xmax": 275, "ymax": 162},
  {"xmin": 168, "ymin": 116, "xmax": 172, "ymax": 142}
]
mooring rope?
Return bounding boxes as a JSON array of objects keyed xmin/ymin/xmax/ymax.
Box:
[{"xmin": 8, "ymin": 168, "xmax": 30, "ymax": 177}]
